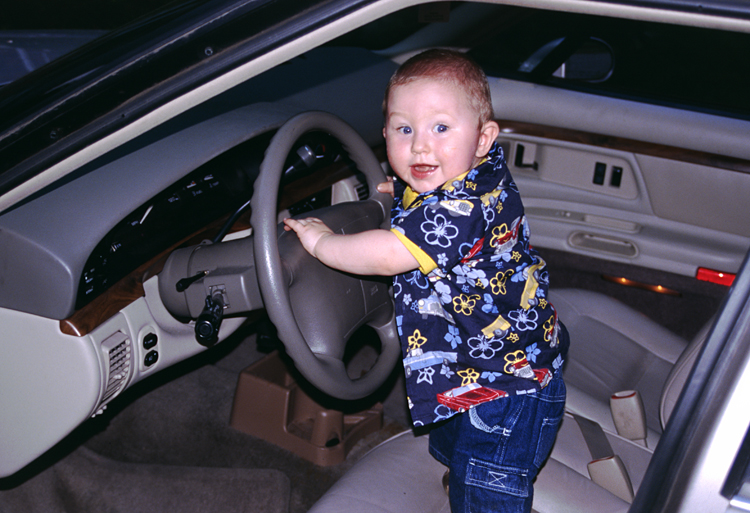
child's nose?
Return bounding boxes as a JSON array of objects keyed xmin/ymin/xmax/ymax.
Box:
[{"xmin": 411, "ymin": 131, "xmax": 429, "ymax": 154}]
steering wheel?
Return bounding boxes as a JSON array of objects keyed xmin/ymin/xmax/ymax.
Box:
[{"xmin": 251, "ymin": 111, "xmax": 401, "ymax": 400}]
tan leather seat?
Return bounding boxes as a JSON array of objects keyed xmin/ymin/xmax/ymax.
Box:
[
  {"xmin": 543, "ymin": 292, "xmax": 711, "ymax": 503},
  {"xmin": 550, "ymin": 288, "xmax": 689, "ymax": 436},
  {"xmin": 308, "ymin": 289, "xmax": 711, "ymax": 512}
]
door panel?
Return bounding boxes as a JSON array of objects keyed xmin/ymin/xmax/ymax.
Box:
[{"xmin": 490, "ymin": 95, "xmax": 750, "ymax": 279}]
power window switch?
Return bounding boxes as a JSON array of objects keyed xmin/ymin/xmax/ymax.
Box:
[
  {"xmin": 610, "ymin": 166, "xmax": 623, "ymax": 187},
  {"xmin": 593, "ymin": 162, "xmax": 606, "ymax": 185},
  {"xmin": 143, "ymin": 332, "xmax": 158, "ymax": 350}
]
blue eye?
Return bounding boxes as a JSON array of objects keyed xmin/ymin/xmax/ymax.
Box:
[
  {"xmin": 435, "ymin": 124, "xmax": 448, "ymax": 133},
  {"xmin": 398, "ymin": 126, "xmax": 412, "ymax": 135}
]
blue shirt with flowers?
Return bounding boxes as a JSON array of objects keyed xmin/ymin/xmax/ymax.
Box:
[{"xmin": 391, "ymin": 142, "xmax": 568, "ymax": 427}]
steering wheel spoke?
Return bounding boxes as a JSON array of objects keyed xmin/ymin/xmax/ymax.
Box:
[
  {"xmin": 252, "ymin": 112, "xmax": 400, "ymax": 400},
  {"xmin": 282, "ymin": 202, "xmax": 394, "ymax": 360}
]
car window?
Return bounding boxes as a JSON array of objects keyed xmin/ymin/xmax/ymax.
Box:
[
  {"xmin": 0, "ymin": 31, "xmax": 107, "ymax": 86},
  {"xmin": 0, "ymin": 0, "xmax": 193, "ymax": 86},
  {"xmin": 469, "ymin": 7, "xmax": 750, "ymax": 120},
  {"xmin": 332, "ymin": 2, "xmax": 750, "ymax": 120}
]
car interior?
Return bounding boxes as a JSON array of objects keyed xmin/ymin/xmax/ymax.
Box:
[{"xmin": 1, "ymin": 1, "xmax": 749, "ymax": 512}]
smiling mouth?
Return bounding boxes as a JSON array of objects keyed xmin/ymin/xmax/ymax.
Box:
[{"xmin": 411, "ymin": 164, "xmax": 437, "ymax": 179}]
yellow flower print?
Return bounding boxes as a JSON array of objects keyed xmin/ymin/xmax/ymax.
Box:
[
  {"xmin": 453, "ymin": 294, "xmax": 480, "ymax": 316},
  {"xmin": 539, "ymin": 298, "xmax": 548, "ymax": 309},
  {"xmin": 507, "ymin": 333, "xmax": 519, "ymax": 343},
  {"xmin": 408, "ymin": 329, "xmax": 427, "ymax": 351},
  {"xmin": 511, "ymin": 251, "xmax": 522, "ymax": 262},
  {"xmin": 458, "ymin": 368, "xmax": 480, "ymax": 386},
  {"xmin": 489, "ymin": 224, "xmax": 509, "ymax": 248},
  {"xmin": 490, "ymin": 270, "xmax": 513, "ymax": 295},
  {"xmin": 504, "ymin": 350, "xmax": 528, "ymax": 374},
  {"xmin": 466, "ymin": 181, "xmax": 477, "ymax": 191}
]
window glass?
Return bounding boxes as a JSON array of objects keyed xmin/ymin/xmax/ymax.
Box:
[
  {"xmin": 468, "ymin": 6, "xmax": 750, "ymax": 119},
  {"xmin": 333, "ymin": 2, "xmax": 750, "ymax": 120},
  {"xmin": 1, "ymin": 0, "xmax": 189, "ymax": 85}
]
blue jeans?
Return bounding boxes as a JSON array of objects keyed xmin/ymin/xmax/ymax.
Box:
[{"xmin": 428, "ymin": 374, "xmax": 566, "ymax": 513}]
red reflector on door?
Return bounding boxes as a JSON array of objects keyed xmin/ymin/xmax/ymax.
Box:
[{"xmin": 696, "ymin": 267, "xmax": 736, "ymax": 286}]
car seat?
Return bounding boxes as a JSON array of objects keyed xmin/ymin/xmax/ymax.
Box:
[
  {"xmin": 307, "ymin": 288, "xmax": 710, "ymax": 512},
  {"xmin": 550, "ymin": 288, "xmax": 689, "ymax": 441}
]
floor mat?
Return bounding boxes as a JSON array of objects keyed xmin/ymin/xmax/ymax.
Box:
[
  {"xmin": 0, "ymin": 446, "xmax": 289, "ymax": 513},
  {"xmin": 0, "ymin": 333, "xmax": 408, "ymax": 513}
]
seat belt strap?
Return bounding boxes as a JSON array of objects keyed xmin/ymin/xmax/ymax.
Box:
[{"xmin": 571, "ymin": 412, "xmax": 615, "ymax": 461}]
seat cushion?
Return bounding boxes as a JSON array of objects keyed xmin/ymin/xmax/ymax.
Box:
[
  {"xmin": 308, "ymin": 430, "xmax": 449, "ymax": 513},
  {"xmin": 309, "ymin": 429, "xmax": 630, "ymax": 513}
]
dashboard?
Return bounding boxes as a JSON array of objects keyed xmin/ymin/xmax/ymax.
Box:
[
  {"xmin": 0, "ymin": 46, "xmax": 396, "ymax": 478},
  {"xmin": 76, "ymin": 139, "xmax": 258, "ymax": 310},
  {"xmin": 74, "ymin": 130, "xmax": 351, "ymax": 313},
  {"xmin": 0, "ymin": 46, "xmax": 396, "ymax": 322}
]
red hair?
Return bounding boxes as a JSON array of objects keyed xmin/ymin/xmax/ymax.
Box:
[{"xmin": 383, "ymin": 49, "xmax": 494, "ymax": 127}]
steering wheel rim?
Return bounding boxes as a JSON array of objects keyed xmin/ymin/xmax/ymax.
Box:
[{"xmin": 251, "ymin": 111, "xmax": 400, "ymax": 400}]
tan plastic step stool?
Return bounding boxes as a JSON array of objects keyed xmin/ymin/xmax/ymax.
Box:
[{"xmin": 230, "ymin": 351, "xmax": 383, "ymax": 466}]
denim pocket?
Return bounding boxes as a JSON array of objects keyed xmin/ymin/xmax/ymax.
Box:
[
  {"xmin": 466, "ymin": 457, "xmax": 530, "ymax": 498},
  {"xmin": 532, "ymin": 414, "xmax": 563, "ymax": 468},
  {"xmin": 468, "ymin": 396, "xmax": 525, "ymax": 435},
  {"xmin": 532, "ymin": 378, "xmax": 566, "ymax": 468}
]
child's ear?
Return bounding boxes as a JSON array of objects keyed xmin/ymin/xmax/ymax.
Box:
[{"xmin": 476, "ymin": 120, "xmax": 500, "ymax": 158}]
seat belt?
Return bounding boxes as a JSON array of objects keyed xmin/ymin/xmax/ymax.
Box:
[
  {"xmin": 570, "ymin": 412, "xmax": 635, "ymax": 503},
  {"xmin": 572, "ymin": 413, "xmax": 615, "ymax": 461}
]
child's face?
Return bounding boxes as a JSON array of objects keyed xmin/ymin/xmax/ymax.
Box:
[{"xmin": 383, "ymin": 78, "xmax": 497, "ymax": 194}]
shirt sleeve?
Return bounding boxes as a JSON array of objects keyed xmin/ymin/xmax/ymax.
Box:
[
  {"xmin": 391, "ymin": 197, "xmax": 486, "ymax": 274},
  {"xmin": 391, "ymin": 228, "xmax": 438, "ymax": 274}
]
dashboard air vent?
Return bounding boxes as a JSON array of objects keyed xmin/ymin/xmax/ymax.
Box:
[{"xmin": 100, "ymin": 332, "xmax": 133, "ymax": 407}]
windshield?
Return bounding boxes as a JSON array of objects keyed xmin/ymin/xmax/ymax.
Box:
[{"xmin": 1, "ymin": 0, "xmax": 190, "ymax": 86}]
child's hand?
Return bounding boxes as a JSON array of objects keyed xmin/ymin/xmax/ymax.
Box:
[
  {"xmin": 285, "ymin": 215, "xmax": 419, "ymax": 276},
  {"xmin": 376, "ymin": 176, "xmax": 394, "ymax": 197},
  {"xmin": 283, "ymin": 217, "xmax": 333, "ymax": 258}
]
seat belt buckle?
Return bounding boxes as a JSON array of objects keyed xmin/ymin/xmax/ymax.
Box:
[
  {"xmin": 610, "ymin": 390, "xmax": 648, "ymax": 447},
  {"xmin": 587, "ymin": 455, "xmax": 635, "ymax": 503}
]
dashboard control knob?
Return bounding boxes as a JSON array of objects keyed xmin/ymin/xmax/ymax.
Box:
[
  {"xmin": 175, "ymin": 270, "xmax": 208, "ymax": 292},
  {"xmin": 195, "ymin": 293, "xmax": 224, "ymax": 346}
]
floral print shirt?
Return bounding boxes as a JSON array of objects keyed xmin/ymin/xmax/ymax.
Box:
[{"xmin": 391, "ymin": 143, "xmax": 568, "ymax": 427}]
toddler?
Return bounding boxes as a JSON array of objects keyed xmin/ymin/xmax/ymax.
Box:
[{"xmin": 285, "ymin": 49, "xmax": 568, "ymax": 512}]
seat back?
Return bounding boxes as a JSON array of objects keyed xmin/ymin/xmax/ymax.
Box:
[
  {"xmin": 658, "ymin": 318, "xmax": 712, "ymax": 429},
  {"xmin": 549, "ymin": 289, "xmax": 688, "ymax": 433}
]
